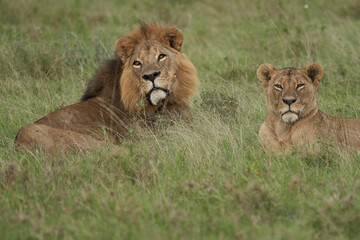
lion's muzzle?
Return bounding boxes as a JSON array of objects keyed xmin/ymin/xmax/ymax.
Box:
[
  {"xmin": 146, "ymin": 88, "xmax": 169, "ymax": 106},
  {"xmin": 142, "ymin": 71, "xmax": 161, "ymax": 82}
]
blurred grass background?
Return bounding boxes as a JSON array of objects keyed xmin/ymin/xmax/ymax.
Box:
[{"xmin": 1, "ymin": 0, "xmax": 360, "ymax": 239}]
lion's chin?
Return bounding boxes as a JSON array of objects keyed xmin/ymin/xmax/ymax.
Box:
[
  {"xmin": 147, "ymin": 89, "xmax": 168, "ymax": 106},
  {"xmin": 281, "ymin": 112, "xmax": 299, "ymax": 124}
]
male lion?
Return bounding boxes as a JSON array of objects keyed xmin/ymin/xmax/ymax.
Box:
[
  {"xmin": 257, "ymin": 62, "xmax": 360, "ymax": 154},
  {"xmin": 15, "ymin": 23, "xmax": 199, "ymax": 154}
]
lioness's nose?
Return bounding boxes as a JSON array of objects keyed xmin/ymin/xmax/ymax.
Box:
[
  {"xmin": 283, "ymin": 98, "xmax": 297, "ymax": 106},
  {"xmin": 142, "ymin": 71, "xmax": 161, "ymax": 82}
]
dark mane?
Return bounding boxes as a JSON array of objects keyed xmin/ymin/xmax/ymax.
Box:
[{"xmin": 80, "ymin": 56, "xmax": 123, "ymax": 106}]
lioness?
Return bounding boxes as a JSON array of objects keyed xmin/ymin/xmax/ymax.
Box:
[
  {"xmin": 15, "ymin": 23, "xmax": 199, "ymax": 154},
  {"xmin": 257, "ymin": 62, "xmax": 360, "ymax": 154}
]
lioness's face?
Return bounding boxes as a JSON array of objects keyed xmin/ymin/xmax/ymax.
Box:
[
  {"xmin": 130, "ymin": 40, "xmax": 178, "ymax": 106},
  {"xmin": 257, "ymin": 63, "xmax": 324, "ymax": 124}
]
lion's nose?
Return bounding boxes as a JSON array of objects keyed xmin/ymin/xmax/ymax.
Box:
[
  {"xmin": 283, "ymin": 98, "xmax": 297, "ymax": 106},
  {"xmin": 142, "ymin": 71, "xmax": 161, "ymax": 82}
]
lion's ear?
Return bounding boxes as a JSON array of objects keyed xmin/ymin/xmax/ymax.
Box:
[
  {"xmin": 257, "ymin": 63, "xmax": 277, "ymax": 89},
  {"xmin": 160, "ymin": 27, "xmax": 183, "ymax": 51},
  {"xmin": 302, "ymin": 62, "xmax": 323, "ymax": 87},
  {"xmin": 115, "ymin": 37, "xmax": 134, "ymax": 62}
]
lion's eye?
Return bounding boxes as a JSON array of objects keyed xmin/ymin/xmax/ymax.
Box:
[
  {"xmin": 158, "ymin": 54, "xmax": 167, "ymax": 61},
  {"xmin": 133, "ymin": 61, "xmax": 142, "ymax": 68},
  {"xmin": 297, "ymin": 84, "xmax": 305, "ymax": 90},
  {"xmin": 274, "ymin": 84, "xmax": 283, "ymax": 91}
]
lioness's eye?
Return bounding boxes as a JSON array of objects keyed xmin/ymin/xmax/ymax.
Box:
[
  {"xmin": 133, "ymin": 61, "xmax": 142, "ymax": 68},
  {"xmin": 158, "ymin": 54, "xmax": 167, "ymax": 61},
  {"xmin": 297, "ymin": 84, "xmax": 305, "ymax": 90},
  {"xmin": 274, "ymin": 84, "xmax": 283, "ymax": 90}
]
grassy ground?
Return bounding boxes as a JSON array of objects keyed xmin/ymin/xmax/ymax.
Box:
[{"xmin": 1, "ymin": 0, "xmax": 360, "ymax": 239}]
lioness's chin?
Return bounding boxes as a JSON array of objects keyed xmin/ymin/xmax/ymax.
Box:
[
  {"xmin": 148, "ymin": 89, "xmax": 168, "ymax": 106},
  {"xmin": 281, "ymin": 112, "xmax": 299, "ymax": 124}
]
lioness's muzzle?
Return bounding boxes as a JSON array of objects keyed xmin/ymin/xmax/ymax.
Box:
[{"xmin": 282, "ymin": 110, "xmax": 299, "ymax": 116}]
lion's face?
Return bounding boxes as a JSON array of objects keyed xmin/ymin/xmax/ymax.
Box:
[
  {"xmin": 257, "ymin": 63, "xmax": 324, "ymax": 124},
  {"xmin": 127, "ymin": 40, "xmax": 178, "ymax": 106},
  {"xmin": 114, "ymin": 23, "xmax": 198, "ymax": 114}
]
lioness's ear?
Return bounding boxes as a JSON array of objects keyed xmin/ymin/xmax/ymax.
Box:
[
  {"xmin": 115, "ymin": 37, "xmax": 134, "ymax": 62},
  {"xmin": 257, "ymin": 63, "xmax": 277, "ymax": 89},
  {"xmin": 302, "ymin": 62, "xmax": 323, "ymax": 87},
  {"xmin": 160, "ymin": 27, "xmax": 183, "ymax": 51}
]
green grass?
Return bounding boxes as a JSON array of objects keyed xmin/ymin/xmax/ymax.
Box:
[{"xmin": 1, "ymin": 0, "xmax": 360, "ymax": 239}]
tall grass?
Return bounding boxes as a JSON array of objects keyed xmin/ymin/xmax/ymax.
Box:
[{"xmin": 1, "ymin": 0, "xmax": 360, "ymax": 239}]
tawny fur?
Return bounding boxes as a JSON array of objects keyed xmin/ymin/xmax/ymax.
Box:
[
  {"xmin": 15, "ymin": 23, "xmax": 199, "ymax": 154},
  {"xmin": 258, "ymin": 62, "xmax": 360, "ymax": 155}
]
